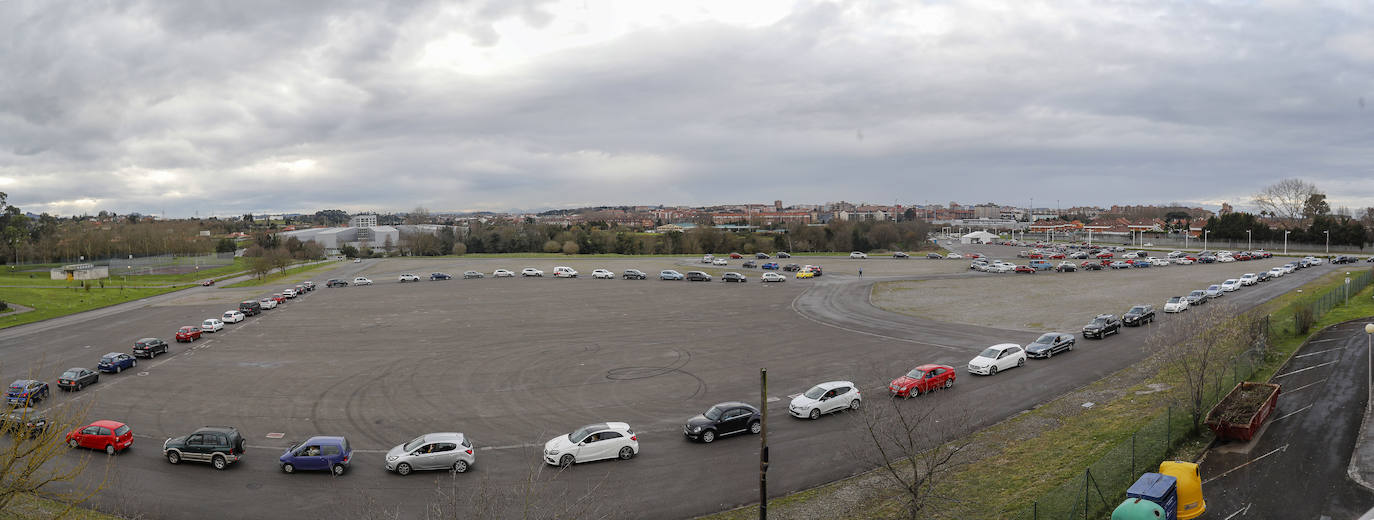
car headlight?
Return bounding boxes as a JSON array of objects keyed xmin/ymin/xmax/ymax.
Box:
[
  {"xmin": 691, "ymin": 426, "xmax": 701, "ymax": 432},
  {"xmin": 386, "ymin": 455, "xmax": 398, "ymax": 462},
  {"xmin": 547, "ymin": 449, "xmax": 558, "ymax": 455}
]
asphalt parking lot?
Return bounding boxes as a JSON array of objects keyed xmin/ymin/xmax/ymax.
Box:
[{"xmin": 0, "ymin": 255, "xmax": 1344, "ymax": 519}]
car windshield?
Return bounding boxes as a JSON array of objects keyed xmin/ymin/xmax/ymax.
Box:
[
  {"xmin": 568, "ymin": 424, "xmax": 603, "ymax": 443},
  {"xmin": 905, "ymin": 367, "xmax": 927, "ymax": 378},
  {"xmin": 1034, "ymin": 333, "xmax": 1057, "ymax": 344},
  {"xmin": 803, "ymin": 385, "xmax": 827, "ymax": 399},
  {"xmin": 1190, "ymin": 291, "xmax": 1204, "ymax": 296},
  {"xmin": 403, "ymin": 435, "xmax": 426, "ymax": 452},
  {"xmin": 1129, "ymin": 306, "xmax": 1146, "ymax": 314},
  {"xmin": 1208, "ymin": 285, "xmax": 1220, "ymax": 290},
  {"xmin": 978, "ymin": 347, "xmax": 1001, "ymax": 358},
  {"xmin": 704, "ymin": 405, "xmax": 726, "ymax": 420},
  {"xmin": 1090, "ymin": 319, "xmax": 1106, "ymax": 326},
  {"xmin": 1168, "ymin": 297, "xmax": 1182, "ymax": 303}
]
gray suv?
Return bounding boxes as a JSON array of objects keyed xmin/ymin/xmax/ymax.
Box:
[{"xmin": 385, "ymin": 432, "xmax": 474, "ymax": 475}]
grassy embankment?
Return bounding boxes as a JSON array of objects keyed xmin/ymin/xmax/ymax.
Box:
[
  {"xmin": 224, "ymin": 260, "xmax": 341, "ymax": 288},
  {"xmin": 704, "ymin": 268, "xmax": 1373, "ymax": 520}
]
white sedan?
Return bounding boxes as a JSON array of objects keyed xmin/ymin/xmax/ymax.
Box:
[
  {"xmin": 201, "ymin": 318, "xmax": 224, "ymax": 332},
  {"xmin": 761, "ymin": 272, "xmax": 786, "ymax": 282},
  {"xmin": 1217, "ymin": 255, "xmax": 1236, "ymax": 263},
  {"xmin": 1150, "ymin": 258, "xmax": 1170, "ymax": 266},
  {"xmin": 946, "ymin": 253, "xmax": 963, "ymax": 259},
  {"xmin": 788, "ymin": 381, "xmax": 862, "ymax": 420},
  {"xmin": 849, "ymin": 252, "xmax": 868, "ymax": 259},
  {"xmin": 967, "ymin": 344, "xmax": 1026, "ymax": 376},
  {"xmin": 493, "ymin": 269, "xmax": 515, "ymax": 278},
  {"xmin": 591, "ymin": 269, "xmax": 615, "ymax": 279},
  {"xmin": 258, "ymin": 297, "xmax": 278, "ymax": 310},
  {"xmin": 1221, "ymin": 279, "xmax": 1241, "ymax": 292},
  {"xmin": 221, "ymin": 310, "xmax": 245, "ymax": 323},
  {"xmin": 712, "ymin": 258, "xmax": 728, "ymax": 266},
  {"xmin": 543, "ymin": 422, "xmax": 638, "ymax": 467},
  {"xmin": 353, "ymin": 277, "xmax": 373, "ymax": 286},
  {"xmin": 1163, "ymin": 296, "xmax": 1190, "ymax": 313},
  {"xmin": 521, "ymin": 268, "xmax": 544, "ymax": 277},
  {"xmin": 1173, "ymin": 257, "xmax": 1194, "ymax": 265}
]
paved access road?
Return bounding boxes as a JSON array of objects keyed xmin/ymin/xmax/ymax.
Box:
[
  {"xmin": 1200, "ymin": 321, "xmax": 1374, "ymax": 519},
  {"xmin": 0, "ymin": 256, "xmax": 1341, "ymax": 519}
]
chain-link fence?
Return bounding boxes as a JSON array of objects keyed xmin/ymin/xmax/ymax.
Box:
[
  {"xmin": 107, "ymin": 252, "xmax": 236, "ymax": 275},
  {"xmin": 1013, "ymin": 266, "xmax": 1373, "ymax": 519}
]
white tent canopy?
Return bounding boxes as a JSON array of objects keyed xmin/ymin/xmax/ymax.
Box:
[{"xmin": 960, "ymin": 231, "xmax": 1000, "ymax": 244}]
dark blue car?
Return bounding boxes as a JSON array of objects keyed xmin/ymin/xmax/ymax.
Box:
[
  {"xmin": 280, "ymin": 436, "xmax": 352, "ymax": 475},
  {"xmin": 97, "ymin": 352, "xmax": 138, "ymax": 373},
  {"xmin": 761, "ymin": 262, "xmax": 780, "ymax": 270},
  {"xmin": 5, "ymin": 380, "xmax": 50, "ymax": 406}
]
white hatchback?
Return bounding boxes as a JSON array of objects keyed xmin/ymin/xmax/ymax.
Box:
[
  {"xmin": 967, "ymin": 344, "xmax": 1026, "ymax": 376},
  {"xmin": 712, "ymin": 258, "xmax": 728, "ymax": 265},
  {"xmin": 398, "ymin": 274, "xmax": 420, "ymax": 282},
  {"xmin": 543, "ymin": 422, "xmax": 638, "ymax": 467},
  {"xmin": 282, "ymin": 288, "xmax": 297, "ymax": 298},
  {"xmin": 521, "ymin": 268, "xmax": 544, "ymax": 277},
  {"xmin": 761, "ymin": 272, "xmax": 786, "ymax": 282},
  {"xmin": 201, "ymin": 318, "xmax": 224, "ymax": 332},
  {"xmin": 1221, "ymin": 279, "xmax": 1241, "ymax": 291},
  {"xmin": 258, "ymin": 297, "xmax": 278, "ymax": 310},
  {"xmin": 591, "ymin": 269, "xmax": 614, "ymax": 279},
  {"xmin": 1163, "ymin": 296, "xmax": 1189, "ymax": 313},
  {"xmin": 850, "ymin": 252, "xmax": 868, "ymax": 259},
  {"xmin": 222, "ymin": 310, "xmax": 245, "ymax": 323},
  {"xmin": 788, "ymin": 381, "xmax": 862, "ymax": 420},
  {"xmin": 353, "ymin": 277, "xmax": 373, "ymax": 286},
  {"xmin": 493, "ymin": 269, "xmax": 515, "ymax": 277}
]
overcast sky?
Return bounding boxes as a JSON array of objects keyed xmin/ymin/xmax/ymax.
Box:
[{"xmin": 3, "ymin": 0, "xmax": 1374, "ymax": 217}]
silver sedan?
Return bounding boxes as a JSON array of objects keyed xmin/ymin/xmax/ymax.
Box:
[{"xmin": 385, "ymin": 432, "xmax": 474, "ymax": 475}]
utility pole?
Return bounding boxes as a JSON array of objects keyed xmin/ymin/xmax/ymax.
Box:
[{"xmin": 759, "ymin": 368, "xmax": 769, "ymax": 519}]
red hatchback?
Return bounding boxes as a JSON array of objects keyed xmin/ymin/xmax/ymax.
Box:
[
  {"xmin": 67, "ymin": 420, "xmax": 133, "ymax": 455},
  {"xmin": 175, "ymin": 326, "xmax": 202, "ymax": 342},
  {"xmin": 271, "ymin": 293, "xmax": 286, "ymax": 304},
  {"xmin": 888, "ymin": 364, "xmax": 956, "ymax": 398}
]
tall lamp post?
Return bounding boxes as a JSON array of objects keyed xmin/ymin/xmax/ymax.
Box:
[
  {"xmin": 1284, "ymin": 230, "xmax": 1290, "ymax": 255},
  {"xmin": 1246, "ymin": 229, "xmax": 1252, "ymax": 252},
  {"xmin": 1203, "ymin": 230, "xmax": 1209, "ymax": 252},
  {"xmin": 1325, "ymin": 230, "xmax": 1330, "ymax": 255},
  {"xmin": 1366, "ymin": 323, "xmax": 1373, "ymax": 418}
]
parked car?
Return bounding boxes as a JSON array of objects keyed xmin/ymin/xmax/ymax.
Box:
[
  {"xmin": 623, "ymin": 269, "xmax": 648, "ymax": 280},
  {"xmin": 57, "ymin": 368, "xmax": 98, "ymax": 391},
  {"xmin": 1268, "ymin": 267, "xmax": 1286, "ymax": 278},
  {"xmin": 553, "ymin": 266, "xmax": 578, "ymax": 278},
  {"xmin": 258, "ymin": 297, "xmax": 278, "ymax": 310},
  {"xmin": 521, "ymin": 268, "xmax": 544, "ymax": 277},
  {"xmin": 282, "ymin": 288, "xmax": 297, "ymax": 298},
  {"xmin": 1055, "ymin": 262, "xmax": 1077, "ymax": 273},
  {"xmin": 1082, "ymin": 314, "xmax": 1122, "ymax": 339},
  {"xmin": 712, "ymin": 258, "xmax": 728, "ymax": 266},
  {"xmin": 431, "ymin": 272, "xmax": 454, "ymax": 280},
  {"xmin": 1109, "ymin": 261, "xmax": 1131, "ymax": 269},
  {"xmin": 850, "ymin": 251, "xmax": 868, "ymax": 259},
  {"xmin": 761, "ymin": 262, "xmax": 780, "ymax": 270},
  {"xmin": 325, "ymin": 279, "xmax": 349, "ymax": 288},
  {"xmin": 788, "ymin": 381, "xmax": 862, "ymax": 419},
  {"xmin": 1164, "ymin": 296, "xmax": 1190, "ymax": 313},
  {"xmin": 1239, "ymin": 273, "xmax": 1258, "ymax": 286},
  {"xmin": 741, "ymin": 260, "xmax": 757, "ymax": 268},
  {"xmin": 353, "ymin": 277, "xmax": 373, "ymax": 286},
  {"xmin": 729, "ymin": 253, "xmax": 743, "ymax": 259},
  {"xmin": 1029, "ymin": 260, "xmax": 1053, "ymax": 271},
  {"xmin": 722, "ymin": 272, "xmax": 747, "ymax": 283},
  {"xmin": 795, "ymin": 270, "xmax": 816, "ymax": 279},
  {"xmin": 927, "ymin": 253, "xmax": 944, "ymax": 259},
  {"xmin": 302, "ymin": 281, "xmax": 315, "ymax": 291},
  {"xmin": 543, "ymin": 423, "xmax": 639, "ymax": 467},
  {"xmin": 1221, "ymin": 279, "xmax": 1241, "ymax": 292},
  {"xmin": 756, "ymin": 252, "xmax": 771, "ymax": 259},
  {"xmin": 202, "ymin": 318, "xmax": 224, "ymax": 333},
  {"xmin": 222, "ymin": 310, "xmax": 245, "ymax": 323},
  {"xmin": 5, "ymin": 380, "xmax": 50, "ymax": 406},
  {"xmin": 1304, "ymin": 256, "xmax": 1325, "ymax": 266},
  {"xmin": 1256, "ymin": 271, "xmax": 1272, "ymax": 282},
  {"xmin": 686, "ymin": 271, "xmax": 712, "ymax": 282},
  {"xmin": 683, "ymin": 402, "xmax": 762, "ymax": 443},
  {"xmin": 398, "ymin": 273, "xmax": 420, "ymax": 282},
  {"xmin": 1185, "ymin": 290, "xmax": 1208, "ymax": 306},
  {"xmin": 201, "ymin": 279, "xmax": 216, "ymax": 286},
  {"xmin": 280, "ymin": 436, "xmax": 353, "ymax": 475},
  {"xmin": 1205, "ymin": 284, "xmax": 1224, "ymax": 298},
  {"xmin": 783, "ymin": 263, "xmax": 802, "ymax": 272},
  {"xmin": 893, "ymin": 252, "xmax": 910, "ymax": 258},
  {"xmin": 163, "ymin": 426, "xmax": 246, "ymax": 470},
  {"xmin": 946, "ymin": 253, "xmax": 963, "ymax": 259},
  {"xmin": 888, "ymin": 364, "xmax": 956, "ymax": 397},
  {"xmin": 1173, "ymin": 257, "xmax": 1194, "ymax": 265},
  {"xmin": 271, "ymin": 293, "xmax": 286, "ymax": 304},
  {"xmin": 98, "ymin": 352, "xmax": 137, "ymax": 373},
  {"xmin": 457, "ymin": 271, "xmax": 482, "ymax": 279},
  {"xmin": 1123, "ymin": 305, "xmax": 1155, "ymax": 327},
  {"xmin": 1080, "ymin": 261, "xmax": 1104, "ymax": 271},
  {"xmin": 175, "ymin": 326, "xmax": 203, "ymax": 342},
  {"xmin": 239, "ymin": 300, "xmax": 263, "ymax": 315},
  {"xmin": 133, "ymin": 337, "xmax": 169, "ymax": 358},
  {"xmin": 967, "ymin": 344, "xmax": 1027, "ymax": 375},
  {"xmin": 592, "ymin": 269, "xmax": 615, "ymax": 279},
  {"xmin": 1014, "ymin": 265, "xmax": 1035, "ymax": 274},
  {"xmin": 660, "ymin": 270, "xmax": 684, "ymax": 280},
  {"xmin": 67, "ymin": 420, "xmax": 133, "ymax": 455},
  {"xmin": 761, "ymin": 272, "xmax": 786, "ymax": 282},
  {"xmin": 0, "ymin": 407, "xmax": 48, "ymax": 437},
  {"xmin": 493, "ymin": 269, "xmax": 515, "ymax": 277},
  {"xmin": 777, "ymin": 252, "xmax": 792, "ymax": 258},
  {"xmin": 385, "ymin": 432, "xmax": 474, "ymax": 475},
  {"xmin": 701, "ymin": 254, "xmax": 715, "ymax": 263},
  {"xmin": 1025, "ymin": 333, "xmax": 1075, "ymax": 359}
]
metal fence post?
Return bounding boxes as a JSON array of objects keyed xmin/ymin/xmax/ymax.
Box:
[
  {"xmin": 1166, "ymin": 406, "xmax": 1171, "ymax": 447},
  {"xmin": 1084, "ymin": 468, "xmax": 1090, "ymax": 520},
  {"xmin": 1131, "ymin": 431, "xmax": 1136, "ymax": 478}
]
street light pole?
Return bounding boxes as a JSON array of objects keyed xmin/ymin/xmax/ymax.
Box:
[
  {"xmin": 1247, "ymin": 229, "xmax": 1252, "ymax": 251},
  {"xmin": 759, "ymin": 368, "xmax": 768, "ymax": 520},
  {"xmin": 1284, "ymin": 230, "xmax": 1290, "ymax": 255},
  {"xmin": 1325, "ymin": 230, "xmax": 1330, "ymax": 254},
  {"xmin": 1204, "ymin": 230, "xmax": 1209, "ymax": 252}
]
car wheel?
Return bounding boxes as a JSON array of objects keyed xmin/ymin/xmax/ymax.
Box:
[
  {"xmin": 281, "ymin": 463, "xmax": 294, "ymax": 473},
  {"xmin": 75, "ymin": 383, "xmax": 82, "ymax": 391},
  {"xmin": 618, "ymin": 447, "xmax": 635, "ymax": 460},
  {"xmin": 808, "ymin": 409, "xmax": 821, "ymax": 420},
  {"xmin": 908, "ymin": 387, "xmax": 920, "ymax": 398},
  {"xmin": 105, "ymin": 444, "xmax": 115, "ymax": 456},
  {"xmin": 332, "ymin": 464, "xmax": 346, "ymax": 476},
  {"xmin": 989, "ymin": 366, "xmax": 998, "ymax": 375},
  {"xmin": 212, "ymin": 455, "xmax": 227, "ymax": 470},
  {"xmin": 453, "ymin": 460, "xmax": 469, "ymax": 473},
  {"xmin": 68, "ymin": 439, "xmax": 78, "ymax": 448},
  {"xmin": 396, "ymin": 463, "xmax": 411, "ymax": 476},
  {"xmin": 1017, "ymin": 358, "xmax": 1025, "ymax": 367},
  {"xmin": 702, "ymin": 430, "xmax": 716, "ymax": 443},
  {"xmin": 115, "ymin": 366, "xmax": 121, "ymax": 373},
  {"xmin": 1046, "ymin": 350, "xmax": 1053, "ymax": 359},
  {"xmin": 850, "ymin": 399, "xmax": 861, "ymax": 410},
  {"xmin": 749, "ymin": 421, "xmax": 762, "ymax": 434},
  {"xmin": 559, "ymin": 454, "xmax": 574, "ymax": 468},
  {"xmin": 944, "ymin": 378, "xmax": 954, "ymax": 389}
]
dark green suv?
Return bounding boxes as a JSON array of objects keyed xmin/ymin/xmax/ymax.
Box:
[{"xmin": 164, "ymin": 426, "xmax": 246, "ymax": 470}]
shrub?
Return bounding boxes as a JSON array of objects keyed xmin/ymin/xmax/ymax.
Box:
[
  {"xmin": 561, "ymin": 241, "xmax": 580, "ymax": 255},
  {"xmin": 1294, "ymin": 304, "xmax": 1315, "ymax": 335},
  {"xmin": 543, "ymin": 240, "xmax": 561, "ymax": 253}
]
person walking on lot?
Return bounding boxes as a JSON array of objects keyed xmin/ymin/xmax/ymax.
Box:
[{"xmin": 858, "ymin": 268, "xmax": 863, "ymax": 278}]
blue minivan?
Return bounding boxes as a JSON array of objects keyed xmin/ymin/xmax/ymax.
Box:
[{"xmin": 279, "ymin": 436, "xmax": 352, "ymax": 475}]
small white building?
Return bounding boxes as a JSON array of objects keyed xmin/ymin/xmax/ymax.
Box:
[{"xmin": 960, "ymin": 230, "xmax": 1000, "ymax": 244}]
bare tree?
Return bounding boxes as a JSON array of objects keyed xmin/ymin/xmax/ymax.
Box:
[
  {"xmin": 1153, "ymin": 303, "xmax": 1259, "ymax": 433},
  {"xmin": 1253, "ymin": 178, "xmax": 1319, "ymax": 224},
  {"xmin": 850, "ymin": 396, "xmax": 973, "ymax": 519},
  {"xmin": 405, "ymin": 206, "xmax": 432, "ymax": 225},
  {"xmin": 0, "ymin": 364, "xmax": 109, "ymax": 517}
]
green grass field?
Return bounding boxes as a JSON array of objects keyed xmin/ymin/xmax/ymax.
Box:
[
  {"xmin": 224, "ymin": 261, "xmax": 339, "ymax": 288},
  {"xmin": 0, "ymin": 286, "xmax": 184, "ymax": 330},
  {"xmin": 0, "ymin": 259, "xmax": 248, "ymax": 288}
]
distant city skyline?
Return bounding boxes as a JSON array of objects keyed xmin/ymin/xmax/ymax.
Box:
[{"xmin": 3, "ymin": 1, "xmax": 1373, "ymax": 217}]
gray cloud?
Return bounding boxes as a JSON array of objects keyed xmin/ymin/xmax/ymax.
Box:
[{"xmin": 2, "ymin": 0, "xmax": 1373, "ymax": 216}]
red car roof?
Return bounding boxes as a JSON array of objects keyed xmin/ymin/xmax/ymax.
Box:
[
  {"xmin": 914, "ymin": 364, "xmax": 952, "ymax": 371},
  {"xmin": 89, "ymin": 419, "xmax": 127, "ymax": 429}
]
